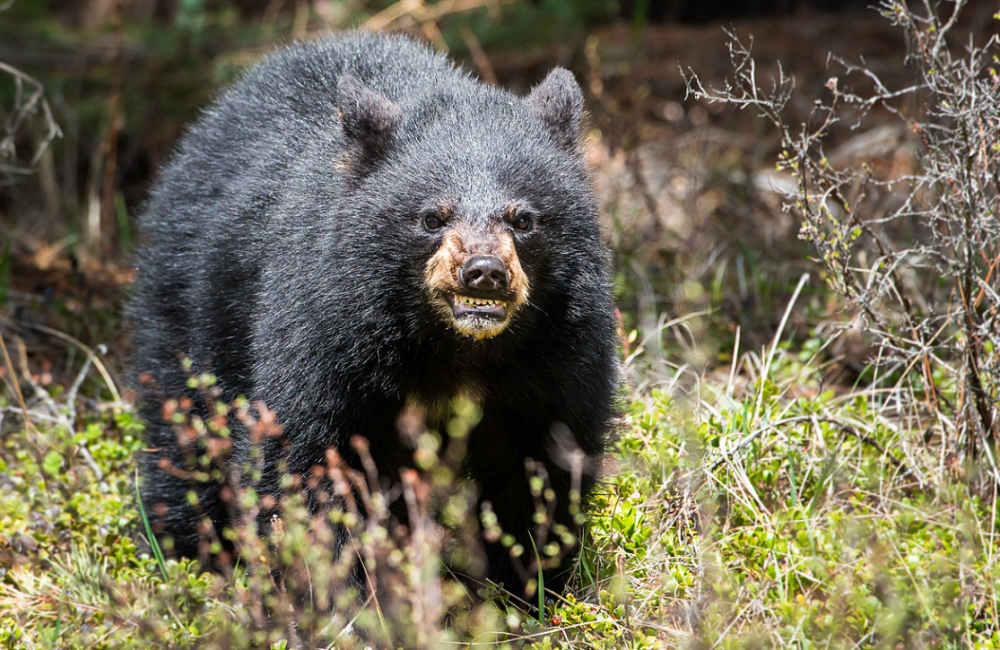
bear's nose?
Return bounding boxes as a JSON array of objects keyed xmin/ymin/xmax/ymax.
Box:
[{"xmin": 460, "ymin": 255, "xmax": 508, "ymax": 292}]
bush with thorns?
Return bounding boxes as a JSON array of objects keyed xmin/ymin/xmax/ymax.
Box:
[{"xmin": 685, "ymin": 0, "xmax": 1000, "ymax": 471}]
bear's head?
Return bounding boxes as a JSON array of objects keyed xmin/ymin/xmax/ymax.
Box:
[
  {"xmin": 336, "ymin": 66, "xmax": 595, "ymax": 341},
  {"xmin": 421, "ymin": 206, "xmax": 532, "ymax": 340}
]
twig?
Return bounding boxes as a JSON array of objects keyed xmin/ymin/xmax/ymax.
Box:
[
  {"xmin": 0, "ymin": 327, "xmax": 34, "ymax": 433},
  {"xmin": 0, "ymin": 60, "xmax": 62, "ymax": 178},
  {"xmin": 21, "ymin": 322, "xmax": 121, "ymax": 404},
  {"xmin": 65, "ymin": 352, "xmax": 95, "ymax": 421}
]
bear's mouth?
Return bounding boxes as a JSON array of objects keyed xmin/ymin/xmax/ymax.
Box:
[
  {"xmin": 440, "ymin": 293, "xmax": 512, "ymax": 339},
  {"xmin": 447, "ymin": 294, "xmax": 508, "ymax": 319}
]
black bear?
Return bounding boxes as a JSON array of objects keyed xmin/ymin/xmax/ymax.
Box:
[{"xmin": 130, "ymin": 31, "xmax": 618, "ymax": 599}]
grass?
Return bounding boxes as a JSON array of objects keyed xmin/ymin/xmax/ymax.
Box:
[{"xmin": 2, "ymin": 290, "xmax": 999, "ymax": 648}]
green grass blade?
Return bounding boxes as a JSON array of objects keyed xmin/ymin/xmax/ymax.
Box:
[{"xmin": 135, "ymin": 470, "xmax": 170, "ymax": 580}]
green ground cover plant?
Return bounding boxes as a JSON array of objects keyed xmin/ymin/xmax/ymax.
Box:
[{"xmin": 4, "ymin": 317, "xmax": 1000, "ymax": 648}]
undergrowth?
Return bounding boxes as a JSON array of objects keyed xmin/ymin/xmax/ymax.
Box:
[{"xmin": 4, "ymin": 315, "xmax": 1000, "ymax": 648}]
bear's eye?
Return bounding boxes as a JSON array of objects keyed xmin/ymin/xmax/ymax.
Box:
[
  {"xmin": 512, "ymin": 215, "xmax": 533, "ymax": 232},
  {"xmin": 423, "ymin": 213, "xmax": 445, "ymax": 231}
]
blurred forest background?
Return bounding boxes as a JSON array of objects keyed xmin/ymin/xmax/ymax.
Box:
[{"xmin": 2, "ymin": 1, "xmax": 1000, "ymax": 648}]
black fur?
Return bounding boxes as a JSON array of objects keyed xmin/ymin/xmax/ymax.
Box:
[{"xmin": 130, "ymin": 31, "xmax": 618, "ymax": 598}]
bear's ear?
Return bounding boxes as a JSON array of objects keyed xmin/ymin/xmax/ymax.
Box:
[
  {"xmin": 525, "ymin": 67, "xmax": 584, "ymax": 149},
  {"xmin": 337, "ymin": 74, "xmax": 403, "ymax": 165}
]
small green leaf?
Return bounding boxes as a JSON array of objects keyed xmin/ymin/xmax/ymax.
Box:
[{"xmin": 43, "ymin": 451, "xmax": 63, "ymax": 477}]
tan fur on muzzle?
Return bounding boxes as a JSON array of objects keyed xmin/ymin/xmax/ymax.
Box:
[{"xmin": 424, "ymin": 231, "xmax": 530, "ymax": 339}]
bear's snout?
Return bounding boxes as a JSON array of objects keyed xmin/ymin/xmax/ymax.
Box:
[{"xmin": 460, "ymin": 255, "xmax": 508, "ymax": 293}]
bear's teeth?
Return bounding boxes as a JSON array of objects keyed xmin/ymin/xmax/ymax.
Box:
[{"xmin": 456, "ymin": 295, "xmax": 503, "ymax": 308}]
